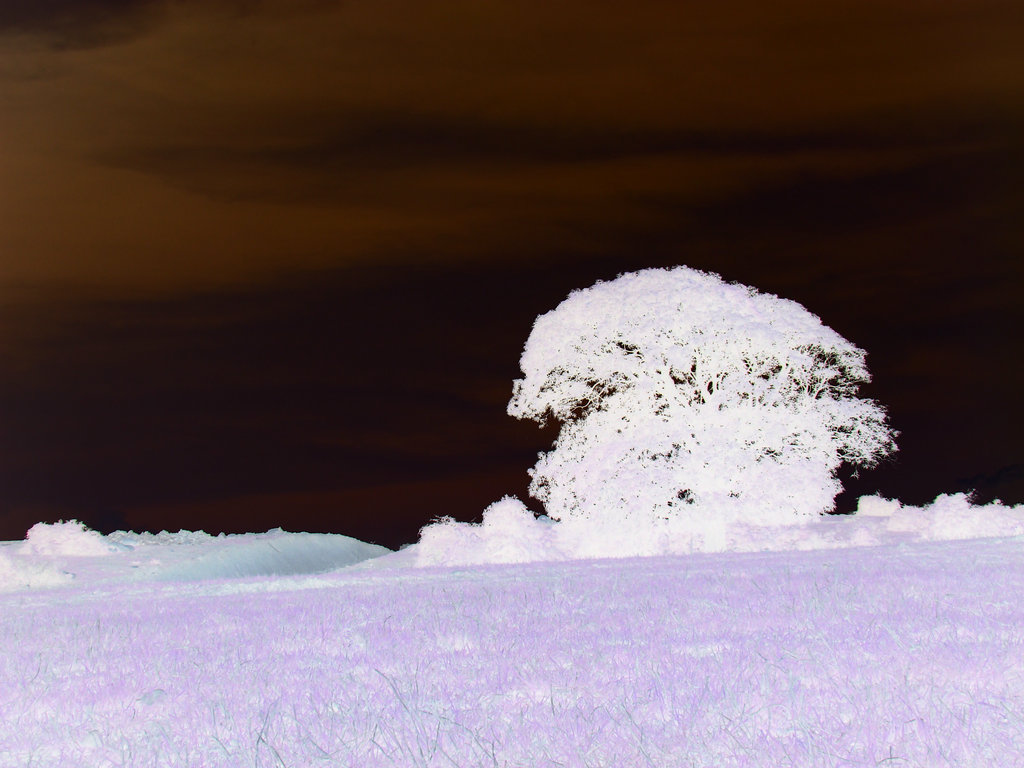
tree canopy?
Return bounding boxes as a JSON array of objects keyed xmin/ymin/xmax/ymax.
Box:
[{"xmin": 509, "ymin": 267, "xmax": 897, "ymax": 542}]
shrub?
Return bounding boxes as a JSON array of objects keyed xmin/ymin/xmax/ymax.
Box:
[
  {"xmin": 417, "ymin": 497, "xmax": 558, "ymax": 566},
  {"xmin": 18, "ymin": 520, "xmax": 121, "ymax": 557}
]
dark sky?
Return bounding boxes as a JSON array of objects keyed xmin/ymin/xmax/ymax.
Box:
[{"xmin": 1, "ymin": 0, "xmax": 1022, "ymax": 548}]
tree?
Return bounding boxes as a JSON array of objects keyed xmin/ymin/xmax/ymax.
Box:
[{"xmin": 508, "ymin": 267, "xmax": 896, "ymax": 547}]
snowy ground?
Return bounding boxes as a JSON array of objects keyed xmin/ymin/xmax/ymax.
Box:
[{"xmin": 2, "ymin": 507, "xmax": 1024, "ymax": 766}]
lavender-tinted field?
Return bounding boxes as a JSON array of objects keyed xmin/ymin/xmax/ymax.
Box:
[{"xmin": 2, "ymin": 537, "xmax": 1024, "ymax": 767}]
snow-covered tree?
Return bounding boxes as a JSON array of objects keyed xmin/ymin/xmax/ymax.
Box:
[{"xmin": 509, "ymin": 266, "xmax": 897, "ymax": 543}]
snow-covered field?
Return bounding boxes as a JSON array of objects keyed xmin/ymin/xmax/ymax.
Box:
[{"xmin": 2, "ymin": 508, "xmax": 1024, "ymax": 767}]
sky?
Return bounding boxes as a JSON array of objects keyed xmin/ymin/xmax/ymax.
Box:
[{"xmin": 1, "ymin": 0, "xmax": 1022, "ymax": 548}]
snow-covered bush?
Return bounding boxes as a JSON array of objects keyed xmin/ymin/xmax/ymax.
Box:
[
  {"xmin": 417, "ymin": 496, "xmax": 558, "ymax": 566},
  {"xmin": 861, "ymin": 493, "xmax": 1024, "ymax": 542},
  {"xmin": 18, "ymin": 520, "xmax": 123, "ymax": 556},
  {"xmin": 509, "ymin": 266, "xmax": 897, "ymax": 543}
]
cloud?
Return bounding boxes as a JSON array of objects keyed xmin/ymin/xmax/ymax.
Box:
[
  {"xmin": 0, "ymin": 0, "xmax": 164, "ymax": 49},
  {"xmin": 1, "ymin": 0, "xmax": 1022, "ymax": 292},
  {"xmin": 96, "ymin": 109, "xmax": 1000, "ymax": 206},
  {"xmin": 0, "ymin": 1, "xmax": 340, "ymax": 48}
]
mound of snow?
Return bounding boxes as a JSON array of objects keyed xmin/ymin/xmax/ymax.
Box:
[
  {"xmin": 4, "ymin": 523, "xmax": 391, "ymax": 588},
  {"xmin": 0, "ymin": 550, "xmax": 72, "ymax": 591},
  {"xmin": 18, "ymin": 520, "xmax": 128, "ymax": 556},
  {"xmin": 152, "ymin": 529, "xmax": 391, "ymax": 581}
]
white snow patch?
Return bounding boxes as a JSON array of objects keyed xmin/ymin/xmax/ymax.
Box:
[
  {"xmin": 1, "ymin": 523, "xmax": 391, "ymax": 590},
  {"xmin": 149, "ymin": 529, "xmax": 391, "ymax": 581}
]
